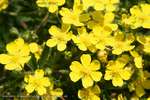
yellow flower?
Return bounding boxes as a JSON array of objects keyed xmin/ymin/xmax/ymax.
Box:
[
  {"xmin": 59, "ymin": 0, "xmax": 84, "ymax": 26},
  {"xmin": 130, "ymin": 51, "xmax": 143, "ymax": 68},
  {"xmin": 87, "ymin": 11, "xmax": 118, "ymax": 51},
  {"xmin": 24, "ymin": 69, "xmax": 51, "ymax": 95},
  {"xmin": 125, "ymin": 4, "xmax": 150, "ymax": 29},
  {"xmin": 72, "ymin": 27, "xmax": 97, "ymax": 52},
  {"xmin": 91, "ymin": 26, "xmax": 114, "ymax": 51},
  {"xmin": 82, "ymin": 0, "xmax": 119, "ymax": 11},
  {"xmin": 104, "ymin": 55, "xmax": 132, "ymax": 87},
  {"xmin": 0, "ymin": 38, "xmax": 30, "ymax": 70},
  {"xmin": 111, "ymin": 32, "xmax": 135, "ymax": 55},
  {"xmin": 36, "ymin": 0, "xmax": 65, "ymax": 13},
  {"xmin": 88, "ymin": 11, "xmax": 118, "ymax": 32},
  {"xmin": 42, "ymin": 82, "xmax": 63, "ymax": 100},
  {"xmin": 0, "ymin": 0, "xmax": 8, "ymax": 11},
  {"xmin": 128, "ymin": 71, "xmax": 150, "ymax": 97},
  {"xmin": 78, "ymin": 85, "xmax": 101, "ymax": 100},
  {"xmin": 117, "ymin": 94, "xmax": 126, "ymax": 100},
  {"xmin": 46, "ymin": 24, "xmax": 72, "ymax": 51},
  {"xmin": 29, "ymin": 42, "xmax": 42, "ymax": 61},
  {"xmin": 104, "ymin": 0, "xmax": 120, "ymax": 12},
  {"xmin": 137, "ymin": 35, "xmax": 150, "ymax": 53},
  {"xmin": 69, "ymin": 54, "xmax": 102, "ymax": 88}
]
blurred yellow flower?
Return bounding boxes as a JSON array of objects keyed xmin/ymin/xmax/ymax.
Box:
[
  {"xmin": 0, "ymin": 38, "xmax": 30, "ymax": 70},
  {"xmin": 82, "ymin": 0, "xmax": 119, "ymax": 11},
  {"xmin": 128, "ymin": 71, "xmax": 150, "ymax": 97},
  {"xmin": 0, "ymin": 0, "xmax": 8, "ymax": 11},
  {"xmin": 24, "ymin": 69, "xmax": 51, "ymax": 95},
  {"xmin": 78, "ymin": 85, "xmax": 101, "ymax": 100},
  {"xmin": 72, "ymin": 27, "xmax": 97, "ymax": 52},
  {"xmin": 111, "ymin": 32, "xmax": 135, "ymax": 55},
  {"xmin": 46, "ymin": 24, "xmax": 72, "ymax": 51},
  {"xmin": 130, "ymin": 51, "xmax": 143, "ymax": 68},
  {"xmin": 124, "ymin": 4, "xmax": 150, "ymax": 29},
  {"xmin": 59, "ymin": 0, "xmax": 84, "ymax": 26},
  {"xmin": 29, "ymin": 42, "xmax": 42, "ymax": 61},
  {"xmin": 42, "ymin": 82, "xmax": 63, "ymax": 100},
  {"xmin": 137, "ymin": 35, "xmax": 150, "ymax": 53},
  {"xmin": 36, "ymin": 0, "xmax": 65, "ymax": 13},
  {"xmin": 104, "ymin": 55, "xmax": 132, "ymax": 87},
  {"xmin": 69, "ymin": 54, "xmax": 102, "ymax": 88}
]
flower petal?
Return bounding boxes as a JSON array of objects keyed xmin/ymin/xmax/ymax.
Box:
[
  {"xmin": 112, "ymin": 76, "xmax": 123, "ymax": 87},
  {"xmin": 89, "ymin": 60, "xmax": 100, "ymax": 70},
  {"xmin": 80, "ymin": 54, "xmax": 91, "ymax": 66},
  {"xmin": 69, "ymin": 72, "xmax": 82, "ymax": 82},
  {"xmin": 90, "ymin": 72, "xmax": 102, "ymax": 82},
  {"xmin": 0, "ymin": 54, "xmax": 11, "ymax": 64},
  {"xmin": 36, "ymin": 86, "xmax": 46, "ymax": 95},
  {"xmin": 35, "ymin": 69, "xmax": 44, "ymax": 78},
  {"xmin": 70, "ymin": 61, "xmax": 82, "ymax": 72},
  {"xmin": 120, "ymin": 69, "xmax": 132, "ymax": 80},
  {"xmin": 46, "ymin": 38, "xmax": 57, "ymax": 47},
  {"xmin": 82, "ymin": 75, "xmax": 93, "ymax": 88},
  {"xmin": 104, "ymin": 71, "xmax": 112, "ymax": 80},
  {"xmin": 57, "ymin": 42, "xmax": 66, "ymax": 51},
  {"xmin": 5, "ymin": 63, "xmax": 21, "ymax": 70},
  {"xmin": 25, "ymin": 84, "xmax": 35, "ymax": 94}
]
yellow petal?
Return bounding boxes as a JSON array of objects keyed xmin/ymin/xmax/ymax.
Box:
[
  {"xmin": 6, "ymin": 42, "xmax": 18, "ymax": 55},
  {"xmin": 41, "ymin": 77, "xmax": 51, "ymax": 87},
  {"xmin": 112, "ymin": 49, "xmax": 122, "ymax": 55},
  {"xmin": 19, "ymin": 44, "xmax": 30, "ymax": 56},
  {"xmin": 69, "ymin": 72, "xmax": 82, "ymax": 82},
  {"xmin": 112, "ymin": 76, "xmax": 123, "ymax": 87},
  {"xmin": 135, "ymin": 85, "xmax": 145, "ymax": 97},
  {"xmin": 90, "ymin": 72, "xmax": 102, "ymax": 82},
  {"xmin": 120, "ymin": 69, "xmax": 132, "ymax": 80},
  {"xmin": 57, "ymin": 0, "xmax": 65, "ymax": 5},
  {"xmin": 61, "ymin": 24, "xmax": 71, "ymax": 33},
  {"xmin": 48, "ymin": 4, "xmax": 58, "ymax": 13},
  {"xmin": 89, "ymin": 60, "xmax": 100, "ymax": 70},
  {"xmin": 142, "ymin": 80, "xmax": 150, "ymax": 89},
  {"xmin": 15, "ymin": 38, "xmax": 25, "ymax": 48},
  {"xmin": 35, "ymin": 69, "xmax": 44, "ymax": 78},
  {"xmin": 91, "ymin": 95, "xmax": 100, "ymax": 100},
  {"xmin": 134, "ymin": 56, "xmax": 143, "ymax": 68},
  {"xmin": 104, "ymin": 71, "xmax": 112, "ymax": 80},
  {"xmin": 91, "ymin": 85, "xmax": 101, "ymax": 95},
  {"xmin": 78, "ymin": 44, "xmax": 87, "ymax": 51},
  {"xmin": 80, "ymin": 54, "xmax": 91, "ymax": 66},
  {"xmin": 5, "ymin": 63, "xmax": 21, "ymax": 70},
  {"xmin": 78, "ymin": 89, "xmax": 87, "ymax": 99},
  {"xmin": 49, "ymin": 25, "xmax": 60, "ymax": 36},
  {"xmin": 94, "ymin": 3, "xmax": 105, "ymax": 11},
  {"xmin": 70, "ymin": 61, "xmax": 82, "ymax": 72},
  {"xmin": 143, "ymin": 22, "xmax": 150, "ymax": 28},
  {"xmin": 59, "ymin": 8, "xmax": 70, "ymax": 16},
  {"xmin": 36, "ymin": 86, "xmax": 46, "ymax": 95},
  {"xmin": 18, "ymin": 56, "xmax": 31, "ymax": 65},
  {"xmin": 29, "ymin": 43, "xmax": 39, "ymax": 53},
  {"xmin": 104, "ymin": 12, "xmax": 114, "ymax": 23},
  {"xmin": 46, "ymin": 38, "xmax": 57, "ymax": 47},
  {"xmin": 36, "ymin": 0, "xmax": 49, "ymax": 7},
  {"xmin": 0, "ymin": 54, "xmax": 11, "ymax": 64},
  {"xmin": 82, "ymin": 75, "xmax": 93, "ymax": 88},
  {"xmin": 106, "ymin": 5, "xmax": 116, "ymax": 12},
  {"xmin": 25, "ymin": 84, "xmax": 35, "ymax": 94},
  {"xmin": 57, "ymin": 42, "xmax": 66, "ymax": 51},
  {"xmin": 50, "ymin": 88, "xmax": 63, "ymax": 97}
]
